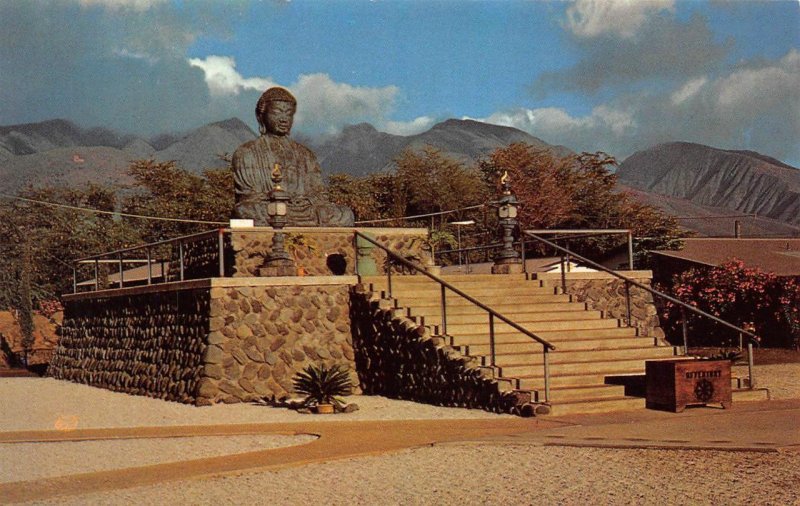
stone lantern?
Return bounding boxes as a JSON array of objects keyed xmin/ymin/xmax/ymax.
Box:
[
  {"xmin": 491, "ymin": 170, "xmax": 523, "ymax": 274},
  {"xmin": 260, "ymin": 163, "xmax": 296, "ymax": 276}
]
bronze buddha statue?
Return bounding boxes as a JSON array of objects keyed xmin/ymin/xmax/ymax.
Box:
[{"xmin": 232, "ymin": 87, "xmax": 354, "ymax": 227}]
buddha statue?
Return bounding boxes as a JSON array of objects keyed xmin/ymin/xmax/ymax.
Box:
[{"xmin": 232, "ymin": 87, "xmax": 354, "ymax": 227}]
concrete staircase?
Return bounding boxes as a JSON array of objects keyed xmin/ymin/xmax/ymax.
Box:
[{"xmin": 364, "ymin": 273, "xmax": 681, "ymax": 415}]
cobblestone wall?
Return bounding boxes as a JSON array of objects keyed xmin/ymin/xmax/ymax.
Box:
[
  {"xmin": 540, "ymin": 273, "xmax": 664, "ymax": 339},
  {"xmin": 350, "ymin": 284, "xmax": 530, "ymax": 414},
  {"xmin": 197, "ymin": 283, "xmax": 356, "ymax": 405},
  {"xmin": 229, "ymin": 229, "xmax": 427, "ymax": 277},
  {"xmin": 52, "ymin": 279, "xmax": 356, "ymax": 406},
  {"xmin": 49, "ymin": 289, "xmax": 209, "ymax": 403}
]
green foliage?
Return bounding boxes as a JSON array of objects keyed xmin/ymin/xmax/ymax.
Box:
[
  {"xmin": 123, "ymin": 160, "xmax": 233, "ymax": 242},
  {"xmin": 0, "ymin": 159, "xmax": 234, "ymax": 306},
  {"xmin": 292, "ymin": 363, "xmax": 353, "ymax": 407},
  {"xmin": 661, "ymin": 259, "xmax": 800, "ymax": 348}
]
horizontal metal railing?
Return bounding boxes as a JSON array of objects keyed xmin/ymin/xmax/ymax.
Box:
[
  {"xmin": 355, "ymin": 231, "xmax": 556, "ymax": 402},
  {"xmin": 72, "ymin": 229, "xmax": 224, "ymax": 292},
  {"xmin": 524, "ymin": 230, "xmax": 758, "ymax": 389}
]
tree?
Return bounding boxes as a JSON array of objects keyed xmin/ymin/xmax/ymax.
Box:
[
  {"xmin": 122, "ymin": 160, "xmax": 233, "ymax": 242},
  {"xmin": 479, "ymin": 144, "xmax": 688, "ymax": 263}
]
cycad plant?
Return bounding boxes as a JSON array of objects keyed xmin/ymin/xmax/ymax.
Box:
[{"xmin": 293, "ymin": 363, "xmax": 353, "ymax": 407}]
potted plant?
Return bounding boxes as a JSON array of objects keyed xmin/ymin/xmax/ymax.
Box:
[{"xmin": 292, "ymin": 363, "xmax": 353, "ymax": 414}]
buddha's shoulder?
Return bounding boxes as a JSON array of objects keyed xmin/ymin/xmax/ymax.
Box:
[
  {"xmin": 233, "ymin": 137, "xmax": 264, "ymax": 157},
  {"xmin": 288, "ymin": 138, "xmax": 317, "ymax": 158}
]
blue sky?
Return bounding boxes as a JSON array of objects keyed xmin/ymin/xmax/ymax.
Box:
[{"xmin": 1, "ymin": 0, "xmax": 798, "ymax": 164}]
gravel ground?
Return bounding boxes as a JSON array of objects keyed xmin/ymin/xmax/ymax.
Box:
[
  {"xmin": 0, "ymin": 377, "xmax": 512, "ymax": 433},
  {"xmin": 3, "ymin": 363, "xmax": 798, "ymax": 505},
  {"xmin": 30, "ymin": 445, "xmax": 800, "ymax": 506},
  {"xmin": 0, "ymin": 434, "xmax": 316, "ymax": 484}
]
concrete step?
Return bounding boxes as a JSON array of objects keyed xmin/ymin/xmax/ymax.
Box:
[
  {"xmin": 406, "ymin": 301, "xmax": 590, "ymax": 315},
  {"xmin": 442, "ymin": 318, "xmax": 624, "ymax": 335},
  {"xmin": 515, "ymin": 372, "xmax": 619, "ymax": 390},
  {"xmin": 488, "ymin": 346, "xmax": 679, "ymax": 368},
  {"xmin": 449, "ymin": 327, "xmax": 639, "ymax": 344},
  {"xmin": 500, "ymin": 354, "xmax": 677, "ymax": 377},
  {"xmin": 530, "ymin": 384, "xmax": 628, "ymax": 403},
  {"xmin": 393, "ymin": 293, "xmax": 574, "ymax": 307},
  {"xmin": 387, "ymin": 287, "xmax": 558, "ymax": 299},
  {"xmin": 459, "ymin": 336, "xmax": 663, "ymax": 355},
  {"xmin": 732, "ymin": 388, "xmax": 771, "ymax": 402},
  {"xmin": 547, "ymin": 396, "xmax": 646, "ymax": 416},
  {"xmin": 363, "ymin": 274, "xmax": 529, "ymax": 284},
  {"xmin": 409, "ymin": 310, "xmax": 604, "ymax": 326}
]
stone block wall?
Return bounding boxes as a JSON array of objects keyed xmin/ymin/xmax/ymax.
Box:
[
  {"xmin": 350, "ymin": 284, "xmax": 530, "ymax": 414},
  {"xmin": 537, "ymin": 271, "xmax": 664, "ymax": 339},
  {"xmin": 197, "ymin": 281, "xmax": 356, "ymax": 404},
  {"xmin": 229, "ymin": 227, "xmax": 428, "ymax": 277},
  {"xmin": 49, "ymin": 287, "xmax": 210, "ymax": 403},
  {"xmin": 52, "ymin": 278, "xmax": 357, "ymax": 406}
]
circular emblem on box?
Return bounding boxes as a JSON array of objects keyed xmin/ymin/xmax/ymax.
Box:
[{"xmin": 694, "ymin": 379, "xmax": 715, "ymax": 402}]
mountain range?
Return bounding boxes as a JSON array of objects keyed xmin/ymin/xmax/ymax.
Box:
[
  {"xmin": 1, "ymin": 118, "xmax": 797, "ymax": 237},
  {"xmin": 617, "ymin": 142, "xmax": 800, "ymax": 234}
]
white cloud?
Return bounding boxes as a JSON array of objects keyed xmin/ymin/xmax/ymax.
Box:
[
  {"xmin": 188, "ymin": 56, "xmax": 275, "ymax": 96},
  {"xmin": 715, "ymin": 49, "xmax": 800, "ymax": 113},
  {"xmin": 189, "ymin": 55, "xmax": 402, "ymax": 134},
  {"xmin": 477, "ymin": 49, "xmax": 799, "ymax": 164},
  {"xmin": 381, "ymin": 116, "xmax": 436, "ymax": 136},
  {"xmin": 478, "ymin": 105, "xmax": 635, "ymax": 142},
  {"xmin": 671, "ymin": 77, "xmax": 708, "ymax": 105},
  {"xmin": 565, "ymin": 0, "xmax": 675, "ymax": 39}
]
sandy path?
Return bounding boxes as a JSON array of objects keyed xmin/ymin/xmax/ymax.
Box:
[
  {"xmin": 2, "ymin": 363, "xmax": 798, "ymax": 505},
  {"xmin": 0, "ymin": 377, "xmax": 511, "ymax": 433},
  {"xmin": 28, "ymin": 445, "xmax": 800, "ymax": 506},
  {"xmin": 0, "ymin": 434, "xmax": 316, "ymax": 484}
]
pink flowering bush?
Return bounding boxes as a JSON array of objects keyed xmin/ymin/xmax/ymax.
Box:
[{"xmin": 660, "ymin": 259, "xmax": 800, "ymax": 349}]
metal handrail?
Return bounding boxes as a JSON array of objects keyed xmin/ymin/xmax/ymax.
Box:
[
  {"xmin": 524, "ymin": 230, "xmax": 758, "ymax": 388},
  {"xmin": 73, "ymin": 228, "xmax": 223, "ymax": 293},
  {"xmin": 355, "ymin": 231, "xmax": 555, "ymax": 402}
]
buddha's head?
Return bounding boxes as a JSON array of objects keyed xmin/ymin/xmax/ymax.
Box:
[{"xmin": 256, "ymin": 87, "xmax": 297, "ymax": 136}]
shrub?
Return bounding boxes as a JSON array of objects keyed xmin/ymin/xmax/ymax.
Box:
[
  {"xmin": 660, "ymin": 259, "xmax": 800, "ymax": 348},
  {"xmin": 292, "ymin": 363, "xmax": 353, "ymax": 407}
]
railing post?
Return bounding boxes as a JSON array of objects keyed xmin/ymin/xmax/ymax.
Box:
[
  {"xmin": 440, "ymin": 284, "xmax": 447, "ymax": 336},
  {"xmin": 489, "ymin": 313, "xmax": 495, "ymax": 366},
  {"xmin": 559, "ymin": 254, "xmax": 567, "ymax": 294},
  {"xmin": 624, "ymin": 280, "xmax": 632, "ymax": 327},
  {"xmin": 179, "ymin": 240, "xmax": 185, "ymax": 281},
  {"xmin": 747, "ymin": 341, "xmax": 755, "ymax": 389},
  {"xmin": 521, "ymin": 239, "xmax": 527, "ymax": 275},
  {"xmin": 118, "ymin": 253, "xmax": 124, "ymax": 289},
  {"xmin": 94, "ymin": 259, "xmax": 99, "ymax": 291},
  {"xmin": 72, "ymin": 267, "xmax": 77, "ymax": 294},
  {"xmin": 217, "ymin": 229, "xmax": 225, "ymax": 278},
  {"xmin": 543, "ymin": 348, "xmax": 551, "ymax": 403},
  {"xmin": 146, "ymin": 247, "xmax": 152, "ymax": 285},
  {"xmin": 353, "ymin": 233, "xmax": 359, "ymax": 277},
  {"xmin": 387, "ymin": 259, "xmax": 393, "ymax": 298},
  {"xmin": 627, "ymin": 231, "xmax": 634, "ymax": 270},
  {"xmin": 681, "ymin": 306, "xmax": 688, "ymax": 355}
]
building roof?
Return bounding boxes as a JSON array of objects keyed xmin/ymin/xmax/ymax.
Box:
[{"xmin": 651, "ymin": 238, "xmax": 800, "ymax": 276}]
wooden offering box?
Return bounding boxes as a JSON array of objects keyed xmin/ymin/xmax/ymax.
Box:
[{"xmin": 646, "ymin": 359, "xmax": 732, "ymax": 412}]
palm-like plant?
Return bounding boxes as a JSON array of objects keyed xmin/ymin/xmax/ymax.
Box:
[{"xmin": 293, "ymin": 364, "xmax": 353, "ymax": 407}]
